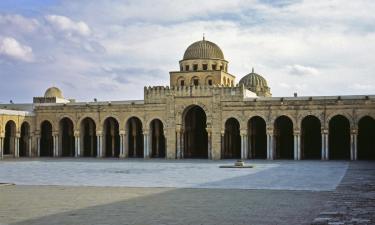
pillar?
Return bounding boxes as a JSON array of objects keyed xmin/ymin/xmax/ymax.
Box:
[
  {"xmin": 241, "ymin": 130, "xmax": 248, "ymax": 160},
  {"xmin": 28, "ymin": 137, "xmax": 32, "ymax": 157},
  {"xmin": 350, "ymin": 129, "xmax": 358, "ymax": 161},
  {"xmin": 15, "ymin": 135, "xmax": 20, "ymax": 158},
  {"xmin": 96, "ymin": 131, "xmax": 102, "ymax": 157},
  {"xmin": 321, "ymin": 129, "xmax": 328, "ymax": 160},
  {"xmin": 220, "ymin": 131, "xmax": 224, "ymax": 159},
  {"xmin": 267, "ymin": 131, "xmax": 274, "ymax": 160},
  {"xmin": 0, "ymin": 136, "xmax": 3, "ymax": 159},
  {"xmin": 176, "ymin": 129, "xmax": 181, "ymax": 159},
  {"xmin": 119, "ymin": 131, "xmax": 125, "ymax": 158},
  {"xmin": 143, "ymin": 130, "xmax": 149, "ymax": 159},
  {"xmin": 37, "ymin": 136, "xmax": 40, "ymax": 157},
  {"xmin": 74, "ymin": 135, "xmax": 80, "ymax": 157},
  {"xmin": 294, "ymin": 131, "xmax": 301, "ymax": 160},
  {"xmin": 207, "ymin": 128, "xmax": 212, "ymax": 160},
  {"xmin": 124, "ymin": 132, "xmax": 129, "ymax": 158},
  {"xmin": 53, "ymin": 134, "xmax": 59, "ymax": 157}
]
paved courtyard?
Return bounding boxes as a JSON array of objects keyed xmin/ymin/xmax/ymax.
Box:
[
  {"xmin": 0, "ymin": 159, "xmax": 374, "ymax": 225},
  {"xmin": 0, "ymin": 159, "xmax": 347, "ymax": 191}
]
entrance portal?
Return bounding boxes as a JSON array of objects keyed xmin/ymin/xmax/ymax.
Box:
[
  {"xmin": 301, "ymin": 116, "xmax": 321, "ymax": 159},
  {"xmin": 81, "ymin": 118, "xmax": 97, "ymax": 157},
  {"xmin": 40, "ymin": 121, "xmax": 53, "ymax": 157},
  {"xmin": 183, "ymin": 106, "xmax": 208, "ymax": 158},
  {"xmin": 358, "ymin": 116, "xmax": 375, "ymax": 160},
  {"xmin": 248, "ymin": 116, "xmax": 267, "ymax": 159},
  {"xmin": 274, "ymin": 116, "xmax": 294, "ymax": 159},
  {"xmin": 127, "ymin": 117, "xmax": 143, "ymax": 158},
  {"xmin": 150, "ymin": 119, "xmax": 165, "ymax": 158},
  {"xmin": 4, "ymin": 121, "xmax": 16, "ymax": 156},
  {"xmin": 103, "ymin": 117, "xmax": 120, "ymax": 157},
  {"xmin": 329, "ymin": 115, "xmax": 350, "ymax": 160},
  {"xmin": 60, "ymin": 118, "xmax": 75, "ymax": 157},
  {"xmin": 222, "ymin": 118, "xmax": 241, "ymax": 159},
  {"xmin": 20, "ymin": 122, "xmax": 30, "ymax": 157}
]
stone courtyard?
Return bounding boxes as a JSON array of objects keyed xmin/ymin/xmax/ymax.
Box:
[{"xmin": 0, "ymin": 159, "xmax": 374, "ymax": 225}]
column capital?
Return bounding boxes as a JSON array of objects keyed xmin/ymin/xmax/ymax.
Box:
[
  {"xmin": 206, "ymin": 128, "xmax": 212, "ymax": 133},
  {"xmin": 240, "ymin": 129, "xmax": 247, "ymax": 136},
  {"xmin": 74, "ymin": 131, "xmax": 80, "ymax": 137},
  {"xmin": 52, "ymin": 131, "xmax": 59, "ymax": 136},
  {"xmin": 293, "ymin": 130, "xmax": 301, "ymax": 135},
  {"xmin": 321, "ymin": 128, "xmax": 328, "ymax": 134},
  {"xmin": 351, "ymin": 129, "xmax": 358, "ymax": 134},
  {"xmin": 96, "ymin": 130, "xmax": 103, "ymax": 136},
  {"xmin": 119, "ymin": 130, "xmax": 126, "ymax": 135}
]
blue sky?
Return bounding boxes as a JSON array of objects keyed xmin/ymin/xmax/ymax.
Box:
[{"xmin": 0, "ymin": 0, "xmax": 374, "ymax": 103}]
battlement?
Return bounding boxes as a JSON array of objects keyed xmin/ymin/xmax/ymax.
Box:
[{"xmin": 144, "ymin": 84, "xmax": 253, "ymax": 103}]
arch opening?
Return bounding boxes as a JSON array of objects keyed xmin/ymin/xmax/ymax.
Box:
[
  {"xmin": 274, "ymin": 116, "xmax": 294, "ymax": 159},
  {"xmin": 183, "ymin": 105, "xmax": 208, "ymax": 158},
  {"xmin": 222, "ymin": 118, "xmax": 241, "ymax": 159},
  {"xmin": 40, "ymin": 121, "xmax": 53, "ymax": 157},
  {"xmin": 248, "ymin": 116, "xmax": 267, "ymax": 159},
  {"xmin": 104, "ymin": 117, "xmax": 120, "ymax": 157},
  {"xmin": 127, "ymin": 117, "xmax": 143, "ymax": 158},
  {"xmin": 80, "ymin": 118, "xmax": 97, "ymax": 157},
  {"xmin": 150, "ymin": 119, "xmax": 165, "ymax": 158},
  {"xmin": 4, "ymin": 121, "xmax": 16, "ymax": 156},
  {"xmin": 301, "ymin": 116, "xmax": 321, "ymax": 159},
  {"xmin": 329, "ymin": 115, "xmax": 350, "ymax": 160},
  {"xmin": 60, "ymin": 118, "xmax": 75, "ymax": 157},
  {"xmin": 358, "ymin": 116, "xmax": 375, "ymax": 160},
  {"xmin": 20, "ymin": 122, "xmax": 30, "ymax": 157}
]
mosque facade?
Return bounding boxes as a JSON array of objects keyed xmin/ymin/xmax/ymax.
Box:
[{"xmin": 0, "ymin": 39, "xmax": 374, "ymax": 160}]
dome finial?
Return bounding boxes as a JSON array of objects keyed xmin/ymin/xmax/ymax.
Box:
[
  {"xmin": 203, "ymin": 33, "xmax": 205, "ymax": 41},
  {"xmin": 252, "ymin": 67, "xmax": 254, "ymax": 73}
]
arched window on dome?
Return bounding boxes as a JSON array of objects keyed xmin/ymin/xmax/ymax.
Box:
[
  {"xmin": 212, "ymin": 64, "xmax": 217, "ymax": 70},
  {"xmin": 191, "ymin": 76, "xmax": 199, "ymax": 86}
]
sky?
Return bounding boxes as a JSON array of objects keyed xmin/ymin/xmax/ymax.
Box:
[{"xmin": 0, "ymin": 0, "xmax": 374, "ymax": 103}]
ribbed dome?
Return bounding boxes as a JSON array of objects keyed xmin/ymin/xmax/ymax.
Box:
[
  {"xmin": 239, "ymin": 70, "xmax": 268, "ymax": 88},
  {"xmin": 183, "ymin": 39, "xmax": 224, "ymax": 60},
  {"xmin": 44, "ymin": 87, "xmax": 63, "ymax": 98}
]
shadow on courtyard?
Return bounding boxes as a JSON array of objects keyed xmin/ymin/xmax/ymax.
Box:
[{"xmin": 10, "ymin": 187, "xmax": 329, "ymax": 225}]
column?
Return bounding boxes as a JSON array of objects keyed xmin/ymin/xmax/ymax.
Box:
[
  {"xmin": 143, "ymin": 131, "xmax": 149, "ymax": 159},
  {"xmin": 53, "ymin": 134, "xmax": 59, "ymax": 157},
  {"xmin": 267, "ymin": 131, "xmax": 274, "ymax": 160},
  {"xmin": 324, "ymin": 130, "xmax": 329, "ymax": 160},
  {"xmin": 176, "ymin": 130, "xmax": 181, "ymax": 159},
  {"xmin": 15, "ymin": 136, "xmax": 20, "ymax": 158},
  {"xmin": 124, "ymin": 132, "xmax": 129, "ymax": 158},
  {"xmin": 207, "ymin": 128, "xmax": 212, "ymax": 160},
  {"xmin": 293, "ymin": 131, "xmax": 301, "ymax": 160},
  {"xmin": 37, "ymin": 136, "xmax": 40, "ymax": 157},
  {"xmin": 321, "ymin": 130, "xmax": 326, "ymax": 160},
  {"xmin": 96, "ymin": 132, "xmax": 102, "ymax": 157},
  {"xmin": 0, "ymin": 137, "xmax": 3, "ymax": 159},
  {"xmin": 119, "ymin": 132, "xmax": 124, "ymax": 158},
  {"xmin": 220, "ymin": 132, "xmax": 224, "ymax": 159},
  {"xmin": 248, "ymin": 133, "xmax": 252, "ymax": 159},
  {"xmin": 28, "ymin": 137, "xmax": 32, "ymax": 157},
  {"xmin": 74, "ymin": 135, "xmax": 80, "ymax": 157},
  {"xmin": 350, "ymin": 129, "xmax": 358, "ymax": 161},
  {"xmin": 240, "ymin": 130, "xmax": 248, "ymax": 160}
]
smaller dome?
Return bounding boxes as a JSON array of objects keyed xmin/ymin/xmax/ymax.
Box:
[
  {"xmin": 239, "ymin": 68, "xmax": 271, "ymax": 97},
  {"xmin": 44, "ymin": 87, "xmax": 63, "ymax": 98}
]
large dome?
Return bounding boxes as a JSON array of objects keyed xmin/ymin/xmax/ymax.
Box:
[
  {"xmin": 239, "ymin": 69, "xmax": 271, "ymax": 97},
  {"xmin": 44, "ymin": 87, "xmax": 63, "ymax": 98},
  {"xmin": 183, "ymin": 39, "xmax": 224, "ymax": 60}
]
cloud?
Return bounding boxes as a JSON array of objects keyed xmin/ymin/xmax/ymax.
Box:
[
  {"xmin": 286, "ymin": 64, "xmax": 319, "ymax": 76},
  {"xmin": 0, "ymin": 14, "xmax": 39, "ymax": 33},
  {"xmin": 45, "ymin": 15, "xmax": 91, "ymax": 37},
  {"xmin": 0, "ymin": 37, "xmax": 33, "ymax": 62}
]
